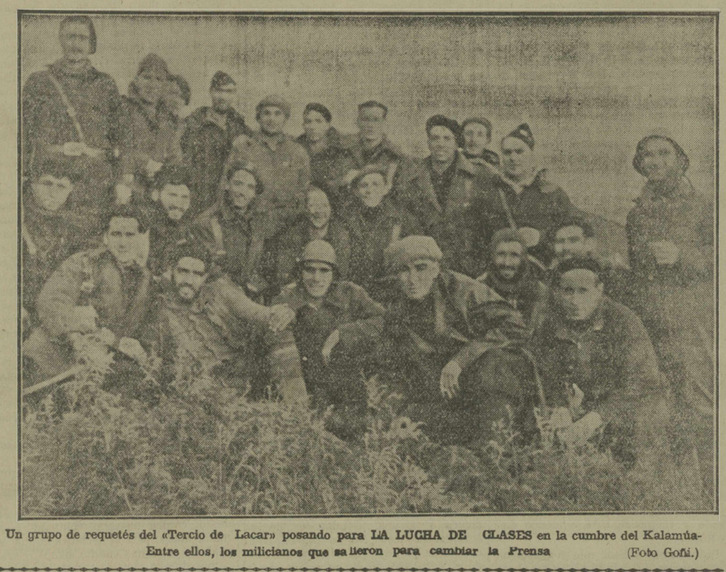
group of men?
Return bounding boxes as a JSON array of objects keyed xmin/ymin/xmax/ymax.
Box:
[{"xmin": 21, "ymin": 16, "xmax": 715, "ymax": 502}]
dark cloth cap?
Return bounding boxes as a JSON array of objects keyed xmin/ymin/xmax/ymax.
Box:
[
  {"xmin": 490, "ymin": 228, "xmax": 528, "ymax": 256},
  {"xmin": 552, "ymin": 255, "xmax": 604, "ymax": 285},
  {"xmin": 350, "ymin": 163, "xmax": 389, "ymax": 188},
  {"xmin": 304, "ymin": 102, "xmax": 332, "ymax": 123},
  {"xmin": 60, "ymin": 15, "xmax": 97, "ymax": 54},
  {"xmin": 632, "ymin": 133, "xmax": 690, "ymax": 177},
  {"xmin": 503, "ymin": 123, "xmax": 535, "ymax": 150},
  {"xmin": 461, "ymin": 116, "xmax": 493, "ymax": 140},
  {"xmin": 385, "ymin": 235, "xmax": 443, "ymax": 271},
  {"xmin": 136, "ymin": 53, "xmax": 170, "ymax": 79},
  {"xmin": 210, "ymin": 70, "xmax": 236, "ymax": 90},
  {"xmin": 256, "ymin": 94, "xmax": 291, "ymax": 119},
  {"xmin": 31, "ymin": 151, "xmax": 83, "ymax": 183},
  {"xmin": 426, "ymin": 114, "xmax": 462, "ymax": 146},
  {"xmin": 169, "ymin": 240, "xmax": 213, "ymax": 272},
  {"xmin": 153, "ymin": 164, "xmax": 190, "ymax": 190}
]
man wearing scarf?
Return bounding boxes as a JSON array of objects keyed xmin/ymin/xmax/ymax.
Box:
[
  {"xmin": 477, "ymin": 228, "xmax": 549, "ymax": 330},
  {"xmin": 626, "ymin": 132, "xmax": 714, "ymax": 505},
  {"xmin": 22, "ymin": 16, "xmax": 122, "ymax": 232}
]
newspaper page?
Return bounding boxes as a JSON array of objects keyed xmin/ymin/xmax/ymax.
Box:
[{"xmin": 1, "ymin": 1, "xmax": 723, "ymax": 570}]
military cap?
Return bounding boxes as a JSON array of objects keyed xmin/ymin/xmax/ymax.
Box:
[
  {"xmin": 210, "ymin": 70, "xmax": 236, "ymax": 90},
  {"xmin": 632, "ymin": 132, "xmax": 690, "ymax": 177},
  {"xmin": 299, "ymin": 239, "xmax": 337, "ymax": 269},
  {"xmin": 552, "ymin": 255, "xmax": 604, "ymax": 285},
  {"xmin": 385, "ymin": 235, "xmax": 443, "ymax": 271},
  {"xmin": 136, "ymin": 53, "xmax": 170, "ymax": 79},
  {"xmin": 60, "ymin": 15, "xmax": 97, "ymax": 54},
  {"xmin": 304, "ymin": 102, "xmax": 332, "ymax": 123},
  {"xmin": 461, "ymin": 116, "xmax": 493, "ymax": 141},
  {"xmin": 350, "ymin": 163, "xmax": 389, "ymax": 189},
  {"xmin": 503, "ymin": 123, "xmax": 535, "ymax": 150},
  {"xmin": 256, "ymin": 94, "xmax": 291, "ymax": 119},
  {"xmin": 426, "ymin": 114, "xmax": 463, "ymax": 147},
  {"xmin": 490, "ymin": 228, "xmax": 528, "ymax": 255}
]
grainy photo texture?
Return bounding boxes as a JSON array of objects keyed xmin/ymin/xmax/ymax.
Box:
[{"xmin": 19, "ymin": 12, "xmax": 717, "ymax": 516}]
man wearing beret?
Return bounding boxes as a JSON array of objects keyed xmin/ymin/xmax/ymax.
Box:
[
  {"xmin": 626, "ymin": 133, "xmax": 714, "ymax": 505},
  {"xmin": 23, "ymin": 16, "xmax": 122, "ymax": 231},
  {"xmin": 297, "ymin": 103, "xmax": 356, "ymax": 212},
  {"xmin": 399, "ymin": 114, "xmax": 496, "ymax": 276},
  {"xmin": 225, "ymin": 94, "xmax": 311, "ymax": 235},
  {"xmin": 532, "ymin": 256, "xmax": 668, "ymax": 470},
  {"xmin": 471, "ymin": 123, "xmax": 576, "ymax": 272},
  {"xmin": 181, "ymin": 71, "xmax": 252, "ymax": 217},
  {"xmin": 477, "ymin": 228, "xmax": 549, "ymax": 330},
  {"xmin": 325, "ymin": 235, "xmax": 535, "ymax": 447},
  {"xmin": 461, "ymin": 116, "xmax": 500, "ymax": 167}
]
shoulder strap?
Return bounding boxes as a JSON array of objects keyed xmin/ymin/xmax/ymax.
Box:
[
  {"xmin": 45, "ymin": 69, "xmax": 86, "ymax": 144},
  {"xmin": 497, "ymin": 187, "xmax": 518, "ymax": 230},
  {"xmin": 209, "ymin": 216, "xmax": 226, "ymax": 255}
]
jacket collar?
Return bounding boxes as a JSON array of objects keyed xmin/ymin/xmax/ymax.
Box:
[
  {"xmin": 50, "ymin": 58, "xmax": 96, "ymax": 80},
  {"xmin": 635, "ymin": 175, "xmax": 694, "ymax": 205},
  {"xmin": 279, "ymin": 281, "xmax": 348, "ymax": 313}
]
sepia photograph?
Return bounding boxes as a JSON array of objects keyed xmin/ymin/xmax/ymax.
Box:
[{"xmin": 18, "ymin": 11, "xmax": 717, "ymax": 517}]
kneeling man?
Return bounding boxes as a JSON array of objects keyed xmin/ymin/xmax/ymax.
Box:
[{"xmin": 327, "ymin": 235, "xmax": 536, "ymax": 446}]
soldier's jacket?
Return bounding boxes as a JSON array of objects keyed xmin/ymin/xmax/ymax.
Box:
[
  {"xmin": 144, "ymin": 201, "xmax": 194, "ymax": 277},
  {"xmin": 339, "ymin": 270, "xmax": 530, "ymax": 374},
  {"xmin": 472, "ymin": 168, "xmax": 575, "ymax": 270},
  {"xmin": 478, "ymin": 264, "xmax": 550, "ymax": 331},
  {"xmin": 343, "ymin": 198, "xmax": 421, "ymax": 299},
  {"xmin": 297, "ymin": 128, "xmax": 357, "ymax": 212},
  {"xmin": 269, "ymin": 217, "xmax": 351, "ymax": 292},
  {"xmin": 336, "ymin": 133, "xmax": 415, "ymax": 204},
  {"xmin": 225, "ymin": 131, "xmax": 311, "ymax": 234},
  {"xmin": 191, "ymin": 198, "xmax": 272, "ymax": 294},
  {"xmin": 181, "ymin": 106, "xmax": 252, "ymax": 217},
  {"xmin": 626, "ymin": 176, "xmax": 714, "ymax": 417},
  {"xmin": 22, "ymin": 190, "xmax": 92, "ymax": 316},
  {"xmin": 23, "ymin": 247, "xmax": 155, "ymax": 378},
  {"xmin": 531, "ymin": 296, "xmax": 667, "ymax": 461},
  {"xmin": 272, "ymin": 280, "xmax": 384, "ymax": 398},
  {"xmin": 22, "ymin": 59, "xmax": 122, "ymax": 174},
  {"xmin": 119, "ymin": 85, "xmax": 182, "ymax": 182},
  {"xmin": 398, "ymin": 152, "xmax": 492, "ymax": 276}
]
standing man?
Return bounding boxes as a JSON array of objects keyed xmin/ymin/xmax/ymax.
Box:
[
  {"xmin": 22, "ymin": 16, "xmax": 122, "ymax": 231},
  {"xmin": 399, "ymin": 115, "xmax": 494, "ymax": 275},
  {"xmin": 477, "ymin": 228, "xmax": 549, "ymax": 330},
  {"xmin": 626, "ymin": 133, "xmax": 714, "ymax": 504},
  {"xmin": 461, "ymin": 116, "xmax": 500, "ymax": 167},
  {"xmin": 181, "ymin": 71, "xmax": 252, "ymax": 217},
  {"xmin": 337, "ymin": 100, "xmax": 412, "ymax": 204},
  {"xmin": 472, "ymin": 123, "xmax": 575, "ymax": 270},
  {"xmin": 297, "ymin": 103, "xmax": 355, "ymax": 212},
  {"xmin": 23, "ymin": 205, "xmax": 155, "ymax": 382},
  {"xmin": 225, "ymin": 94, "xmax": 311, "ymax": 235}
]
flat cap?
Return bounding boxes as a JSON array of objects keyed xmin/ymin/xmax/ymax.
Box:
[
  {"xmin": 385, "ymin": 235, "xmax": 443, "ymax": 271},
  {"xmin": 256, "ymin": 94, "xmax": 291, "ymax": 119}
]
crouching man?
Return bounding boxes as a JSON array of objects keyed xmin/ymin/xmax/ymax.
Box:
[
  {"xmin": 155, "ymin": 242, "xmax": 301, "ymax": 397},
  {"xmin": 272, "ymin": 240, "xmax": 384, "ymax": 423},
  {"xmin": 325, "ymin": 235, "xmax": 537, "ymax": 447},
  {"xmin": 532, "ymin": 256, "xmax": 669, "ymax": 468}
]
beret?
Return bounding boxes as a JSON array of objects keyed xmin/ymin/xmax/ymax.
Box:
[
  {"xmin": 385, "ymin": 235, "xmax": 443, "ymax": 271},
  {"xmin": 503, "ymin": 122, "xmax": 535, "ymax": 150},
  {"xmin": 304, "ymin": 102, "xmax": 332, "ymax": 123},
  {"xmin": 552, "ymin": 255, "xmax": 604, "ymax": 284},
  {"xmin": 210, "ymin": 71, "xmax": 236, "ymax": 90},
  {"xmin": 137, "ymin": 53, "xmax": 170, "ymax": 79}
]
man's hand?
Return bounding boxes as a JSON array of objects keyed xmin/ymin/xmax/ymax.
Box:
[
  {"xmin": 267, "ymin": 304, "xmax": 295, "ymax": 332},
  {"xmin": 118, "ymin": 337, "xmax": 147, "ymax": 364},
  {"xmin": 321, "ymin": 329, "xmax": 340, "ymax": 366},
  {"xmin": 649, "ymin": 240, "xmax": 680, "ymax": 266},
  {"xmin": 440, "ymin": 360, "xmax": 462, "ymax": 399},
  {"xmin": 145, "ymin": 159, "xmax": 164, "ymax": 178},
  {"xmin": 73, "ymin": 305, "xmax": 98, "ymax": 333}
]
